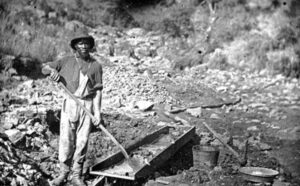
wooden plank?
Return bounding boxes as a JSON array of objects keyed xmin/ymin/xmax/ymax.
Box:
[
  {"xmin": 90, "ymin": 171, "xmax": 135, "ymax": 180},
  {"xmin": 135, "ymin": 126, "xmax": 196, "ymax": 178},
  {"xmin": 91, "ymin": 176, "xmax": 105, "ymax": 186}
]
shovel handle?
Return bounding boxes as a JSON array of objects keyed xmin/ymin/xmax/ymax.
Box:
[
  {"xmin": 202, "ymin": 122, "xmax": 242, "ymax": 162},
  {"xmin": 58, "ymin": 82, "xmax": 130, "ymax": 159},
  {"xmin": 97, "ymin": 125, "xmax": 130, "ymax": 159}
]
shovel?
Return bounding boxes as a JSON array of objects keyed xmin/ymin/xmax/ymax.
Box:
[
  {"xmin": 202, "ymin": 122, "xmax": 248, "ymax": 166},
  {"xmin": 55, "ymin": 81, "xmax": 141, "ymax": 170}
]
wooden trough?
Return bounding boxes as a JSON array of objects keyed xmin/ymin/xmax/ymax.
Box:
[{"xmin": 89, "ymin": 125, "xmax": 196, "ymax": 183}]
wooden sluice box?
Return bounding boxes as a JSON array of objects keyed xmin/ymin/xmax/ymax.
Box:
[{"xmin": 89, "ymin": 125, "xmax": 196, "ymax": 181}]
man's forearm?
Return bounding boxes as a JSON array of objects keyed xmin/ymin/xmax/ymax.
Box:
[{"xmin": 93, "ymin": 90, "xmax": 102, "ymax": 117}]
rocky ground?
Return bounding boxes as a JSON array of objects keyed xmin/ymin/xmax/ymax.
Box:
[{"xmin": 0, "ymin": 27, "xmax": 300, "ymax": 186}]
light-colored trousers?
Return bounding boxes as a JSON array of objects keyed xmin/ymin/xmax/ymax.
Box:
[{"xmin": 58, "ymin": 97, "xmax": 93, "ymax": 172}]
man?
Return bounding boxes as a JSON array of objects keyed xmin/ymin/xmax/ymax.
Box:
[{"xmin": 42, "ymin": 31, "xmax": 103, "ymax": 186}]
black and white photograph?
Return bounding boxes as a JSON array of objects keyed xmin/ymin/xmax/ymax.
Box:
[{"xmin": 0, "ymin": 0, "xmax": 299, "ymax": 185}]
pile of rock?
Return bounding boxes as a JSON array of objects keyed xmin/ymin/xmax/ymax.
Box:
[
  {"xmin": 90, "ymin": 27, "xmax": 186, "ymax": 113},
  {"xmin": 0, "ymin": 78, "xmax": 64, "ymax": 185},
  {"xmin": 0, "ymin": 129, "xmax": 52, "ymax": 186}
]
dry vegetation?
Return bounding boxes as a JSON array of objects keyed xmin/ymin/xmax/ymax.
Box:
[
  {"xmin": 1, "ymin": 1, "xmax": 300, "ymax": 185},
  {"xmin": 206, "ymin": 0, "xmax": 300, "ymax": 77},
  {"xmin": 0, "ymin": 0, "xmax": 300, "ymax": 77},
  {"xmin": 0, "ymin": 1, "xmax": 70, "ymax": 63},
  {"xmin": 0, "ymin": 0, "xmax": 136, "ymax": 64},
  {"xmin": 124, "ymin": 0, "xmax": 300, "ymax": 77}
]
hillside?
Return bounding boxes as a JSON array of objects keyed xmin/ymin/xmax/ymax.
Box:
[{"xmin": 0, "ymin": 0, "xmax": 300, "ymax": 186}]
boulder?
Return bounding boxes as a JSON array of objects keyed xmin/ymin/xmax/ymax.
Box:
[
  {"xmin": 4, "ymin": 129, "xmax": 25, "ymax": 145},
  {"xmin": 3, "ymin": 122, "xmax": 14, "ymax": 130},
  {"xmin": 3, "ymin": 117, "xmax": 19, "ymax": 129},
  {"xmin": 48, "ymin": 11, "xmax": 57, "ymax": 18},
  {"xmin": 134, "ymin": 100, "xmax": 154, "ymax": 111},
  {"xmin": 7, "ymin": 68, "xmax": 18, "ymax": 76},
  {"xmin": 22, "ymin": 80, "xmax": 35, "ymax": 88},
  {"xmin": 187, "ymin": 107, "xmax": 202, "ymax": 118},
  {"xmin": 36, "ymin": 9, "xmax": 46, "ymax": 18}
]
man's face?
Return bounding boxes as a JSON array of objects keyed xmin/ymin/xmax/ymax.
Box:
[{"xmin": 75, "ymin": 39, "xmax": 91, "ymax": 58}]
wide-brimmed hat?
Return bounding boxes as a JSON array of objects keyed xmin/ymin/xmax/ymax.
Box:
[{"xmin": 70, "ymin": 34, "xmax": 95, "ymax": 50}]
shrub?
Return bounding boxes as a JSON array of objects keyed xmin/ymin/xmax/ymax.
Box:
[
  {"xmin": 210, "ymin": 4, "xmax": 254, "ymax": 44},
  {"xmin": 275, "ymin": 26, "xmax": 298, "ymax": 49},
  {"xmin": 207, "ymin": 49, "xmax": 229, "ymax": 70},
  {"xmin": 172, "ymin": 49, "xmax": 203, "ymax": 70},
  {"xmin": 267, "ymin": 46, "xmax": 300, "ymax": 78},
  {"xmin": 0, "ymin": 9, "xmax": 72, "ymax": 63},
  {"xmin": 129, "ymin": 2, "xmax": 195, "ymax": 37},
  {"xmin": 221, "ymin": 33, "xmax": 273, "ymax": 71}
]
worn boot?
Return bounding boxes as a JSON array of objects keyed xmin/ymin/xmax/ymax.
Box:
[
  {"xmin": 71, "ymin": 165, "xmax": 87, "ymax": 186},
  {"xmin": 51, "ymin": 163, "xmax": 70, "ymax": 186}
]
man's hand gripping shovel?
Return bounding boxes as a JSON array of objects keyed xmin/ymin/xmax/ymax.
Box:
[{"xmin": 46, "ymin": 69, "xmax": 141, "ymax": 171}]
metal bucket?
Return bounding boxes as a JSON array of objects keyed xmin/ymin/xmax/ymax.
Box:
[{"xmin": 192, "ymin": 145, "xmax": 219, "ymax": 168}]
